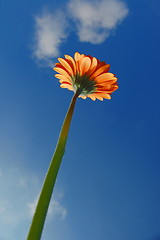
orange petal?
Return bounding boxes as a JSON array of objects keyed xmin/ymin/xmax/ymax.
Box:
[
  {"xmin": 97, "ymin": 61, "xmax": 107, "ymax": 69},
  {"xmin": 96, "ymin": 81, "xmax": 117, "ymax": 88},
  {"xmin": 58, "ymin": 58, "xmax": 73, "ymax": 75},
  {"xmin": 75, "ymin": 54, "xmax": 84, "ymax": 73},
  {"xmin": 91, "ymin": 64, "xmax": 110, "ymax": 79},
  {"xmin": 53, "ymin": 67, "xmax": 71, "ymax": 79},
  {"xmin": 65, "ymin": 55, "xmax": 76, "ymax": 75},
  {"xmin": 59, "ymin": 80, "xmax": 72, "ymax": 84},
  {"xmin": 74, "ymin": 53, "xmax": 81, "ymax": 72},
  {"xmin": 99, "ymin": 93, "xmax": 111, "ymax": 99},
  {"xmin": 59, "ymin": 79, "xmax": 72, "ymax": 84},
  {"xmin": 89, "ymin": 93, "xmax": 103, "ymax": 101},
  {"xmin": 79, "ymin": 57, "xmax": 91, "ymax": 75},
  {"xmin": 87, "ymin": 57, "xmax": 98, "ymax": 75},
  {"xmin": 96, "ymin": 84, "xmax": 118, "ymax": 92},
  {"xmin": 95, "ymin": 92, "xmax": 112, "ymax": 99},
  {"xmin": 74, "ymin": 52, "xmax": 81, "ymax": 61},
  {"xmin": 95, "ymin": 96, "xmax": 103, "ymax": 101},
  {"xmin": 87, "ymin": 94, "xmax": 96, "ymax": 101},
  {"xmin": 96, "ymin": 79, "xmax": 118, "ymax": 85},
  {"xmin": 94, "ymin": 73, "xmax": 115, "ymax": 82},
  {"xmin": 55, "ymin": 74, "xmax": 70, "ymax": 81},
  {"xmin": 79, "ymin": 95, "xmax": 87, "ymax": 99},
  {"xmin": 60, "ymin": 83, "xmax": 73, "ymax": 91}
]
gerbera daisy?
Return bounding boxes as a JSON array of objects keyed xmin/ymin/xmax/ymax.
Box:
[
  {"xmin": 53, "ymin": 52, "xmax": 118, "ymax": 101},
  {"xmin": 27, "ymin": 52, "xmax": 120, "ymax": 240}
]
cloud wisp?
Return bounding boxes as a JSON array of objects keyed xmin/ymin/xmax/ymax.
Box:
[
  {"xmin": 33, "ymin": 0, "xmax": 129, "ymax": 64},
  {"xmin": 0, "ymin": 164, "xmax": 67, "ymax": 239},
  {"xmin": 68, "ymin": 0, "xmax": 129, "ymax": 44},
  {"xmin": 28, "ymin": 196, "xmax": 67, "ymax": 220},
  {"xmin": 33, "ymin": 10, "xmax": 68, "ymax": 66}
]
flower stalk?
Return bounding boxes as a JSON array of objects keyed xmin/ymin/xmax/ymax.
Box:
[{"xmin": 26, "ymin": 90, "xmax": 79, "ymax": 240}]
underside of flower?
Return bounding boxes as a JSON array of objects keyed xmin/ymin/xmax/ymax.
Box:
[
  {"xmin": 71, "ymin": 73, "xmax": 96, "ymax": 96},
  {"xmin": 53, "ymin": 52, "xmax": 118, "ymax": 101}
]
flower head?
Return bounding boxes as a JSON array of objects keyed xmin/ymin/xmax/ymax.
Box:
[{"xmin": 53, "ymin": 52, "xmax": 118, "ymax": 101}]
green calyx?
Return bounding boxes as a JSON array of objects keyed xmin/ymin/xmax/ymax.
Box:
[{"xmin": 71, "ymin": 73, "xmax": 96, "ymax": 96}]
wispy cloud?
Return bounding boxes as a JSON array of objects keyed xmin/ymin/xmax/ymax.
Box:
[
  {"xmin": 49, "ymin": 199, "xmax": 67, "ymax": 219},
  {"xmin": 68, "ymin": 0, "xmax": 129, "ymax": 44},
  {"xmin": 0, "ymin": 164, "xmax": 67, "ymax": 239},
  {"xmin": 33, "ymin": 10, "xmax": 68, "ymax": 66},
  {"xmin": 28, "ymin": 196, "xmax": 67, "ymax": 220},
  {"xmin": 0, "ymin": 167, "xmax": 38, "ymax": 225},
  {"xmin": 32, "ymin": 0, "xmax": 129, "ymax": 65}
]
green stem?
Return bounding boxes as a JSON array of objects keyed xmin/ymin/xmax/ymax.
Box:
[{"xmin": 26, "ymin": 91, "xmax": 79, "ymax": 240}]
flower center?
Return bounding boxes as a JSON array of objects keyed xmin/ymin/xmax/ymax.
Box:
[{"xmin": 71, "ymin": 73, "xmax": 96, "ymax": 96}]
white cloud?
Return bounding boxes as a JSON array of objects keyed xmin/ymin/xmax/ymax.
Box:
[
  {"xmin": 28, "ymin": 196, "xmax": 67, "ymax": 220},
  {"xmin": 33, "ymin": 10, "xmax": 68, "ymax": 66},
  {"xmin": 32, "ymin": 0, "xmax": 128, "ymax": 65},
  {"xmin": 68, "ymin": 0, "xmax": 129, "ymax": 44},
  {"xmin": 0, "ymin": 206, "xmax": 5, "ymax": 213},
  {"xmin": 18, "ymin": 177, "xmax": 27, "ymax": 188},
  {"xmin": 0, "ymin": 166, "xmax": 38, "ymax": 239},
  {"xmin": 0, "ymin": 163, "xmax": 67, "ymax": 239},
  {"xmin": 0, "ymin": 167, "xmax": 38, "ymax": 225},
  {"xmin": 49, "ymin": 199, "xmax": 67, "ymax": 219}
]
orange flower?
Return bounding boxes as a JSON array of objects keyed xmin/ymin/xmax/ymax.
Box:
[{"xmin": 53, "ymin": 52, "xmax": 118, "ymax": 101}]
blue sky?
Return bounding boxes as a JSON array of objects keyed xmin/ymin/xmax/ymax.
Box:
[{"xmin": 0, "ymin": 0, "xmax": 160, "ymax": 239}]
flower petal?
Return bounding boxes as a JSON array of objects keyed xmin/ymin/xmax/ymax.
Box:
[
  {"xmin": 79, "ymin": 57, "xmax": 91, "ymax": 75},
  {"xmin": 99, "ymin": 93, "xmax": 111, "ymax": 99},
  {"xmin": 76, "ymin": 54, "xmax": 85, "ymax": 73},
  {"xmin": 96, "ymin": 79, "xmax": 118, "ymax": 85},
  {"xmin": 53, "ymin": 67, "xmax": 71, "ymax": 79},
  {"xmin": 91, "ymin": 64, "xmax": 110, "ymax": 79},
  {"xmin": 59, "ymin": 80, "xmax": 72, "ymax": 84},
  {"xmin": 58, "ymin": 58, "xmax": 74, "ymax": 76},
  {"xmin": 74, "ymin": 52, "xmax": 81, "ymax": 61},
  {"xmin": 79, "ymin": 95, "xmax": 87, "ymax": 99},
  {"xmin": 94, "ymin": 73, "xmax": 115, "ymax": 82},
  {"xmin": 60, "ymin": 83, "xmax": 74, "ymax": 91},
  {"xmin": 87, "ymin": 57, "xmax": 98, "ymax": 75},
  {"xmin": 65, "ymin": 55, "xmax": 76, "ymax": 75},
  {"xmin": 55, "ymin": 74, "xmax": 70, "ymax": 81},
  {"xmin": 87, "ymin": 94, "xmax": 96, "ymax": 101}
]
